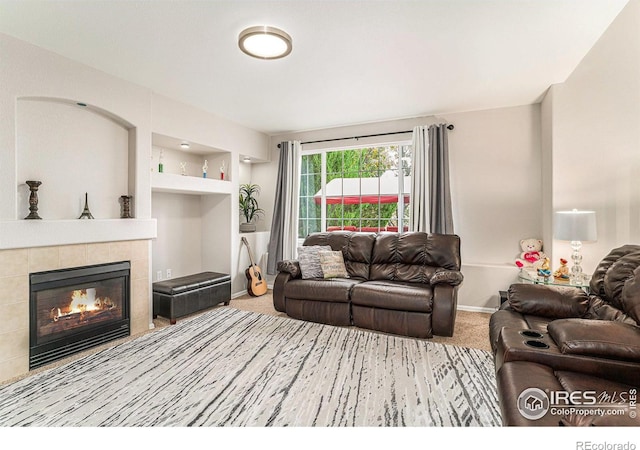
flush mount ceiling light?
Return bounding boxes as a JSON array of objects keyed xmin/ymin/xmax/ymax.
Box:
[
  {"xmin": 238, "ymin": 25, "xmax": 292, "ymax": 60},
  {"xmin": 180, "ymin": 142, "xmax": 190, "ymax": 149}
]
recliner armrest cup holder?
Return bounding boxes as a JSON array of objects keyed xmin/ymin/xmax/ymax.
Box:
[
  {"xmin": 519, "ymin": 330, "xmax": 544, "ymax": 339},
  {"xmin": 524, "ymin": 340, "xmax": 550, "ymax": 349}
]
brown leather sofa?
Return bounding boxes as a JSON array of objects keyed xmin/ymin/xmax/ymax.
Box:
[
  {"xmin": 489, "ymin": 244, "xmax": 640, "ymax": 426},
  {"xmin": 273, "ymin": 231, "xmax": 463, "ymax": 338}
]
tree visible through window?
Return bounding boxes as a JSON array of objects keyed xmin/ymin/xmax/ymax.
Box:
[{"xmin": 299, "ymin": 144, "xmax": 411, "ymax": 239}]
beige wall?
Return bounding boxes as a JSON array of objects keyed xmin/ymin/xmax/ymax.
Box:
[
  {"xmin": 151, "ymin": 192, "xmax": 203, "ymax": 281},
  {"xmin": 151, "ymin": 93, "xmax": 269, "ymax": 161},
  {"xmin": 0, "ymin": 32, "xmax": 153, "ymax": 221},
  {"xmin": 0, "ymin": 240, "xmax": 151, "ymax": 383},
  {"xmin": 546, "ymin": 0, "xmax": 640, "ymax": 273},
  {"xmin": 17, "ymin": 99, "xmax": 130, "ymax": 220}
]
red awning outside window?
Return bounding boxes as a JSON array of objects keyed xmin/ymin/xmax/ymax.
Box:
[{"xmin": 314, "ymin": 171, "xmax": 410, "ymax": 205}]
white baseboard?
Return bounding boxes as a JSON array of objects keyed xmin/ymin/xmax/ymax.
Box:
[
  {"xmin": 232, "ymin": 284, "xmax": 274, "ymax": 299},
  {"xmin": 457, "ymin": 305, "xmax": 497, "ymax": 314},
  {"xmin": 232, "ymin": 290, "xmax": 248, "ymax": 299}
]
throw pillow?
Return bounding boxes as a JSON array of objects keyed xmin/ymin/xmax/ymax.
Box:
[
  {"xmin": 297, "ymin": 245, "xmax": 332, "ymax": 279},
  {"xmin": 318, "ymin": 250, "xmax": 349, "ymax": 279}
]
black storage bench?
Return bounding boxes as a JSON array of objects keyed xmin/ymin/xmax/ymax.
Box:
[{"xmin": 153, "ymin": 272, "xmax": 231, "ymax": 324}]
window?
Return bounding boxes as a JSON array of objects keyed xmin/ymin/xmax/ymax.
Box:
[{"xmin": 299, "ymin": 144, "xmax": 411, "ymax": 238}]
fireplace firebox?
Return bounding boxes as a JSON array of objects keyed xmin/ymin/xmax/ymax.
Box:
[{"xmin": 29, "ymin": 261, "xmax": 131, "ymax": 369}]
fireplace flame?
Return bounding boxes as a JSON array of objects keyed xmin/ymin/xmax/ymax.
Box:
[
  {"xmin": 70, "ymin": 289, "xmax": 99, "ymax": 313},
  {"xmin": 49, "ymin": 288, "xmax": 116, "ymax": 322}
]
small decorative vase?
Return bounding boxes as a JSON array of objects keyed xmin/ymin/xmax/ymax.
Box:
[
  {"xmin": 120, "ymin": 195, "xmax": 133, "ymax": 219},
  {"xmin": 25, "ymin": 180, "xmax": 42, "ymax": 220}
]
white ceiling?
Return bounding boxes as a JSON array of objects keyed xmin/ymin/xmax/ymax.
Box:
[{"xmin": 0, "ymin": 0, "xmax": 630, "ymax": 135}]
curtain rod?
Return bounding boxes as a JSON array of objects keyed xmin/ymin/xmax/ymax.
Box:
[{"xmin": 277, "ymin": 124, "xmax": 454, "ymax": 148}]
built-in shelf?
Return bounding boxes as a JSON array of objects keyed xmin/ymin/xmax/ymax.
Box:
[
  {"xmin": 151, "ymin": 172, "xmax": 232, "ymax": 195},
  {"xmin": 0, "ymin": 219, "xmax": 157, "ymax": 250}
]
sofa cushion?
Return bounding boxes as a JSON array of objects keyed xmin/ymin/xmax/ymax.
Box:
[
  {"xmin": 620, "ymin": 265, "xmax": 640, "ymax": 325},
  {"xmin": 283, "ymin": 277, "xmax": 364, "ymax": 303},
  {"xmin": 548, "ymin": 318, "xmax": 640, "ymax": 362},
  {"xmin": 370, "ymin": 232, "xmax": 461, "ymax": 283},
  {"xmin": 318, "ymin": 250, "xmax": 349, "ymax": 279},
  {"xmin": 586, "ymin": 296, "xmax": 638, "ymax": 325},
  {"xmin": 507, "ymin": 283, "xmax": 589, "ymax": 319},
  {"xmin": 303, "ymin": 231, "xmax": 376, "ymax": 279},
  {"xmin": 589, "ymin": 244, "xmax": 640, "ymax": 302},
  {"xmin": 297, "ymin": 245, "xmax": 332, "ymax": 279},
  {"xmin": 351, "ymin": 280, "xmax": 433, "ymax": 313},
  {"xmin": 603, "ymin": 251, "xmax": 640, "ymax": 310}
]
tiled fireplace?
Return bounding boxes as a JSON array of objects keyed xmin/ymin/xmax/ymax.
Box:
[
  {"xmin": 29, "ymin": 260, "xmax": 131, "ymax": 369},
  {"xmin": 0, "ymin": 240, "xmax": 151, "ymax": 383}
]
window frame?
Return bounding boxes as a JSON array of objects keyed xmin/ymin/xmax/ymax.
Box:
[{"xmin": 298, "ymin": 140, "xmax": 411, "ymax": 241}]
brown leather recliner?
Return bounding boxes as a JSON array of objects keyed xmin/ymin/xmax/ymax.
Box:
[
  {"xmin": 273, "ymin": 231, "xmax": 463, "ymax": 338},
  {"xmin": 489, "ymin": 244, "xmax": 640, "ymax": 426}
]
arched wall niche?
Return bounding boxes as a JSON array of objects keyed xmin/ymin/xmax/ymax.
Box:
[{"xmin": 16, "ymin": 97, "xmax": 135, "ymax": 220}]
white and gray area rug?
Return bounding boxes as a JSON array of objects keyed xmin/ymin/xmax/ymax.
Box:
[{"xmin": 0, "ymin": 308, "xmax": 500, "ymax": 426}]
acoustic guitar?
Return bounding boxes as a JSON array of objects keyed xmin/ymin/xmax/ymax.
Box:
[{"xmin": 241, "ymin": 237, "xmax": 268, "ymax": 297}]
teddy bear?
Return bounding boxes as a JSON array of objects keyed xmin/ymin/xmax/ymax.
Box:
[{"xmin": 514, "ymin": 238, "xmax": 547, "ymax": 271}]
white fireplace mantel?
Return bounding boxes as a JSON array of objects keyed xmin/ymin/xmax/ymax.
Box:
[{"xmin": 0, "ymin": 219, "xmax": 157, "ymax": 250}]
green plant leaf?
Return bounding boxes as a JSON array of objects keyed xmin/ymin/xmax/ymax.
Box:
[{"xmin": 239, "ymin": 183, "xmax": 265, "ymax": 223}]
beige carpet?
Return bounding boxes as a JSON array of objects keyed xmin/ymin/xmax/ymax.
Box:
[{"xmin": 228, "ymin": 291, "xmax": 493, "ymax": 353}]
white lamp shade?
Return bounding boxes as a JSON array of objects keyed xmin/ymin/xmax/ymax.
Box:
[{"xmin": 554, "ymin": 210, "xmax": 597, "ymax": 242}]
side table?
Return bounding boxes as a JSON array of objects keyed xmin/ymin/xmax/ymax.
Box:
[{"xmin": 517, "ymin": 270, "xmax": 591, "ymax": 293}]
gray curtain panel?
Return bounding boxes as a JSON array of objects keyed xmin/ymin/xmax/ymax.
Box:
[
  {"xmin": 410, "ymin": 125, "xmax": 429, "ymax": 232},
  {"xmin": 428, "ymin": 124, "xmax": 454, "ymax": 234},
  {"xmin": 410, "ymin": 124, "xmax": 454, "ymax": 234},
  {"xmin": 267, "ymin": 141, "xmax": 300, "ymax": 275}
]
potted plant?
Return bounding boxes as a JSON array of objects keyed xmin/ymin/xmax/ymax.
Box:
[{"xmin": 239, "ymin": 183, "xmax": 264, "ymax": 232}]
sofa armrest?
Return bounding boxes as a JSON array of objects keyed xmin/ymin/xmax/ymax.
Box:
[
  {"xmin": 429, "ymin": 269, "xmax": 463, "ymax": 286},
  {"xmin": 272, "ymin": 272, "xmax": 292, "ymax": 313},
  {"xmin": 276, "ymin": 260, "xmax": 301, "ymax": 279},
  {"xmin": 431, "ymin": 283, "xmax": 458, "ymax": 337},
  {"xmin": 548, "ymin": 318, "xmax": 640, "ymax": 362},
  {"xmin": 507, "ymin": 283, "xmax": 589, "ymax": 319}
]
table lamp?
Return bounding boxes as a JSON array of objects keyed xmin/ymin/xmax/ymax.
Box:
[{"xmin": 554, "ymin": 209, "xmax": 597, "ymax": 283}]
